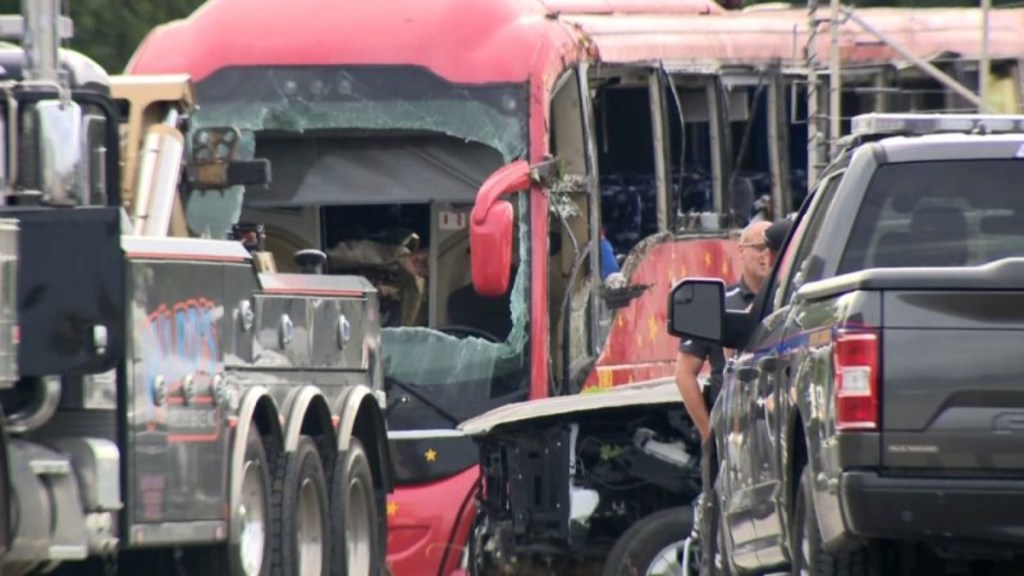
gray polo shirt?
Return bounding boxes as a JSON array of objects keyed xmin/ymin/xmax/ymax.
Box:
[{"xmin": 678, "ymin": 280, "xmax": 757, "ymax": 405}]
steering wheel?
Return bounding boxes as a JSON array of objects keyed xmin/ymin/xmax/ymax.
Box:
[{"xmin": 436, "ymin": 325, "xmax": 502, "ymax": 343}]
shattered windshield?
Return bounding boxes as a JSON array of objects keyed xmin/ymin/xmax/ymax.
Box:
[
  {"xmin": 188, "ymin": 66, "xmax": 528, "ymax": 238},
  {"xmin": 190, "ymin": 65, "xmax": 532, "ymax": 427},
  {"xmin": 380, "ymin": 193, "xmax": 530, "ymax": 427}
]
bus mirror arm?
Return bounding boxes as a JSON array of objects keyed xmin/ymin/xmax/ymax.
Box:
[{"xmin": 469, "ymin": 159, "xmax": 558, "ymax": 297}]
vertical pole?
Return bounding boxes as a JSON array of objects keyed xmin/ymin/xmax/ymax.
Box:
[
  {"xmin": 829, "ymin": 0, "xmax": 842, "ymax": 157},
  {"xmin": 980, "ymin": 0, "xmax": 991, "ymax": 111},
  {"xmin": 707, "ymin": 80, "xmax": 725, "ymax": 219},
  {"xmin": 806, "ymin": 0, "xmax": 823, "ymax": 189},
  {"xmin": 21, "ymin": 0, "xmax": 61, "ymax": 84},
  {"xmin": 767, "ymin": 67, "xmax": 791, "ymax": 218},
  {"xmin": 648, "ymin": 71, "xmax": 669, "ymax": 232}
]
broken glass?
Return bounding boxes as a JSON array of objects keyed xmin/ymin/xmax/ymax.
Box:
[
  {"xmin": 186, "ymin": 66, "xmax": 533, "ymax": 421},
  {"xmin": 380, "ymin": 193, "xmax": 530, "ymax": 421},
  {"xmin": 187, "ymin": 66, "xmax": 528, "ymax": 239}
]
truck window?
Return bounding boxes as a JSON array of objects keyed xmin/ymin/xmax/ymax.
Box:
[
  {"xmin": 838, "ymin": 159, "xmax": 1024, "ymax": 274},
  {"xmin": 771, "ymin": 172, "xmax": 844, "ymax": 311}
]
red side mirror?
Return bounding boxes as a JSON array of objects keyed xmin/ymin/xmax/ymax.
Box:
[{"xmin": 470, "ymin": 161, "xmax": 531, "ymax": 297}]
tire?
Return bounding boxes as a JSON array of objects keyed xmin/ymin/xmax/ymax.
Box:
[
  {"xmin": 790, "ymin": 467, "xmax": 881, "ymax": 576},
  {"xmin": 603, "ymin": 507, "xmax": 694, "ymax": 576},
  {"xmin": 273, "ymin": 435, "xmax": 330, "ymax": 576},
  {"xmin": 699, "ymin": 441, "xmax": 732, "ymax": 576},
  {"xmin": 329, "ymin": 438, "xmax": 382, "ymax": 576},
  {"xmin": 698, "ymin": 484, "xmax": 732, "ymax": 576}
]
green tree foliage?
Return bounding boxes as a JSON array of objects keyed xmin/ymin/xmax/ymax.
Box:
[{"xmin": 0, "ymin": 0, "xmax": 205, "ymax": 73}]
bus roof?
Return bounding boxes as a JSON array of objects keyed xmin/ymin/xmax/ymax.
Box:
[
  {"xmin": 126, "ymin": 0, "xmax": 722, "ymax": 83},
  {"xmin": 567, "ymin": 7, "xmax": 1024, "ymax": 67},
  {"xmin": 128, "ymin": 0, "xmax": 1024, "ymax": 90},
  {"xmin": 125, "ymin": 0, "xmax": 712, "ymax": 83}
]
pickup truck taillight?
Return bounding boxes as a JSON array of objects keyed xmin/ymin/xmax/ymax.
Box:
[{"xmin": 833, "ymin": 329, "xmax": 880, "ymax": 431}]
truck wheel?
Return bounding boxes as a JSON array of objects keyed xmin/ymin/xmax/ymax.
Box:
[
  {"xmin": 273, "ymin": 435, "xmax": 330, "ymax": 576},
  {"xmin": 791, "ymin": 467, "xmax": 880, "ymax": 576},
  {"xmin": 603, "ymin": 507, "xmax": 693, "ymax": 576},
  {"xmin": 235, "ymin": 427, "xmax": 275, "ymax": 576},
  {"xmin": 329, "ymin": 438, "xmax": 381, "ymax": 576}
]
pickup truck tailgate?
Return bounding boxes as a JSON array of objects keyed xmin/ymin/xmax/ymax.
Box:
[{"xmin": 882, "ymin": 290, "xmax": 1024, "ymax": 472}]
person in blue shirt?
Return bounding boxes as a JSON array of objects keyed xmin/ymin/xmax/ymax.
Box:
[{"xmin": 599, "ymin": 229, "xmax": 620, "ymax": 280}]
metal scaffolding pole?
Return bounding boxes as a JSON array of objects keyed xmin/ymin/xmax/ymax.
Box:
[
  {"xmin": 806, "ymin": 0, "xmax": 825, "ymax": 189},
  {"xmin": 841, "ymin": 7, "xmax": 992, "ymax": 112},
  {"xmin": 829, "ymin": 0, "xmax": 841, "ymax": 158},
  {"xmin": 980, "ymin": 0, "xmax": 991, "ymax": 110}
]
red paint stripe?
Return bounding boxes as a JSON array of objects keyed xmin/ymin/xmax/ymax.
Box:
[
  {"xmin": 168, "ymin": 431, "xmax": 221, "ymax": 443},
  {"xmin": 165, "ymin": 396, "xmax": 215, "ymax": 406},
  {"xmin": 128, "ymin": 251, "xmax": 249, "ymax": 264},
  {"xmin": 262, "ymin": 288, "xmax": 366, "ymax": 297}
]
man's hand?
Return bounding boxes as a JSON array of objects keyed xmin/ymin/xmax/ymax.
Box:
[{"xmin": 674, "ymin": 352, "xmax": 712, "ymax": 442}]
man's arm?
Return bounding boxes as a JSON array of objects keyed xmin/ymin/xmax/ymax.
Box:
[{"xmin": 675, "ymin": 351, "xmax": 711, "ymax": 442}]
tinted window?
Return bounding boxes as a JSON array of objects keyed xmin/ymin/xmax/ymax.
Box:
[{"xmin": 839, "ymin": 160, "xmax": 1024, "ymax": 274}]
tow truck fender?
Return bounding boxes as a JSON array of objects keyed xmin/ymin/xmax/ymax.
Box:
[
  {"xmin": 228, "ymin": 385, "xmax": 281, "ymax": 546},
  {"xmin": 281, "ymin": 385, "xmax": 332, "ymax": 453},
  {"xmin": 336, "ymin": 385, "xmax": 394, "ymax": 494}
]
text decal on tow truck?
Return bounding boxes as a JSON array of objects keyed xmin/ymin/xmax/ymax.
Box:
[{"xmin": 140, "ymin": 298, "xmax": 222, "ymax": 442}]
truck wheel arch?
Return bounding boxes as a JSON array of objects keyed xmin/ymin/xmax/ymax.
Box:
[
  {"xmin": 228, "ymin": 386, "xmax": 283, "ymax": 547},
  {"xmin": 281, "ymin": 385, "xmax": 333, "ymax": 454},
  {"xmin": 336, "ymin": 386, "xmax": 393, "ymax": 495}
]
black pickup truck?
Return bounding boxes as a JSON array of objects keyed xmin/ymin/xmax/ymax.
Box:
[{"xmin": 670, "ymin": 113, "xmax": 1024, "ymax": 576}]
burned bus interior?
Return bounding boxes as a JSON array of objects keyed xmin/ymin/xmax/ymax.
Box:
[{"xmin": 469, "ymin": 55, "xmax": 1024, "ymax": 573}]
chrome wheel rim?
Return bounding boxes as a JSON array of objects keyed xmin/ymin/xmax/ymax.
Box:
[
  {"xmin": 346, "ymin": 475, "xmax": 372, "ymax": 575},
  {"xmin": 297, "ymin": 478, "xmax": 325, "ymax": 575},
  {"xmin": 239, "ymin": 460, "xmax": 266, "ymax": 576},
  {"xmin": 647, "ymin": 540, "xmax": 686, "ymax": 576}
]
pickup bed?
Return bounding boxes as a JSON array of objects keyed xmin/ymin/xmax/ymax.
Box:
[{"xmin": 670, "ymin": 114, "xmax": 1024, "ymax": 575}]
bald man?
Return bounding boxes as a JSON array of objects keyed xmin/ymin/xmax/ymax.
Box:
[{"xmin": 674, "ymin": 220, "xmax": 771, "ymax": 442}]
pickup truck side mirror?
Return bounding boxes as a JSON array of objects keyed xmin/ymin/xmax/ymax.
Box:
[
  {"xmin": 668, "ymin": 278, "xmax": 759, "ymax": 349},
  {"xmin": 667, "ymin": 279, "xmax": 726, "ymax": 342}
]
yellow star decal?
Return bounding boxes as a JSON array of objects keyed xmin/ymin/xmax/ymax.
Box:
[
  {"xmin": 424, "ymin": 448, "xmax": 437, "ymax": 462},
  {"xmin": 679, "ymin": 264, "xmax": 687, "ymax": 278},
  {"xmin": 617, "ymin": 314, "xmax": 625, "ymax": 328},
  {"xmin": 721, "ymin": 261, "xmax": 729, "ymax": 276},
  {"xmin": 647, "ymin": 316, "xmax": 659, "ymax": 344},
  {"xmin": 387, "ymin": 501, "xmax": 399, "ymax": 516},
  {"xmin": 704, "ymin": 251, "xmax": 712, "ymax": 268}
]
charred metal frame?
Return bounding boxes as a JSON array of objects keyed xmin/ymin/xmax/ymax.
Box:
[
  {"xmin": 577, "ymin": 62, "xmax": 602, "ymax": 358},
  {"xmin": 648, "ymin": 71, "xmax": 671, "ymax": 233}
]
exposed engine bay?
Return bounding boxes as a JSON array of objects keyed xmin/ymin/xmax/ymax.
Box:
[{"xmin": 468, "ymin": 402, "xmax": 701, "ymax": 575}]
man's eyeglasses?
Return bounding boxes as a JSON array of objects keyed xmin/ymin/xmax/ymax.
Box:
[{"xmin": 739, "ymin": 242, "xmax": 769, "ymax": 252}]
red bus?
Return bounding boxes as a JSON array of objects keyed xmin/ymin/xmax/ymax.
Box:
[{"xmin": 128, "ymin": 1, "xmax": 1024, "ymax": 574}]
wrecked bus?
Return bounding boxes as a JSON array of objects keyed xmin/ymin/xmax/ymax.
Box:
[{"xmin": 125, "ymin": 0, "xmax": 1024, "ymax": 574}]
